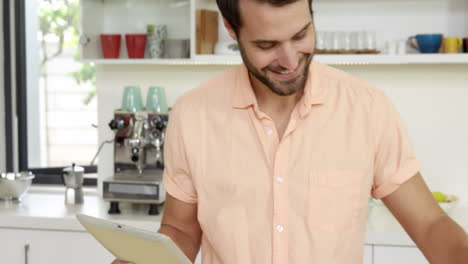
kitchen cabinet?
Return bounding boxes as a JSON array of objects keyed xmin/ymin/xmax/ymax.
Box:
[
  {"xmin": 79, "ymin": 0, "xmax": 468, "ymax": 65},
  {"xmin": 80, "ymin": 0, "xmax": 191, "ymax": 61},
  {"xmin": 0, "ymin": 226, "xmax": 421, "ymax": 264},
  {"xmin": 374, "ymin": 245, "xmax": 428, "ymax": 264},
  {"xmin": 0, "ymin": 227, "xmax": 203, "ymax": 264},
  {"xmin": 0, "ymin": 228, "xmax": 114, "ymax": 264},
  {"xmin": 364, "ymin": 245, "xmax": 373, "ymax": 264}
]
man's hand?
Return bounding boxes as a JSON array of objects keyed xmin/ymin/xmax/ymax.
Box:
[{"xmin": 109, "ymin": 193, "xmax": 201, "ymax": 264}]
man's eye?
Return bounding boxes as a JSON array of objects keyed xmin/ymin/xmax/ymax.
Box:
[
  {"xmin": 257, "ymin": 43, "xmax": 275, "ymax": 50},
  {"xmin": 293, "ymin": 32, "xmax": 306, "ymax": 41}
]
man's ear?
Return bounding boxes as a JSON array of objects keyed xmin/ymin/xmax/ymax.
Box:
[{"xmin": 223, "ymin": 18, "xmax": 238, "ymax": 41}]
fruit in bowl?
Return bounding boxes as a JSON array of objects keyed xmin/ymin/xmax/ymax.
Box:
[{"xmin": 432, "ymin": 191, "xmax": 457, "ymax": 203}]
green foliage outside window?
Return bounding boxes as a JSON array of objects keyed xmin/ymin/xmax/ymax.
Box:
[{"xmin": 39, "ymin": 0, "xmax": 96, "ymax": 105}]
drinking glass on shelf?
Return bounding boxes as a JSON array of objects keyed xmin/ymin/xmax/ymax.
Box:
[
  {"xmin": 364, "ymin": 31, "xmax": 377, "ymax": 51},
  {"xmin": 384, "ymin": 40, "xmax": 397, "ymax": 55},
  {"xmin": 351, "ymin": 31, "xmax": 366, "ymax": 51},
  {"xmin": 332, "ymin": 31, "xmax": 344, "ymax": 51},
  {"xmin": 122, "ymin": 86, "xmax": 144, "ymax": 112},
  {"xmin": 146, "ymin": 86, "xmax": 168, "ymax": 113},
  {"xmin": 316, "ymin": 31, "xmax": 326, "ymax": 50},
  {"xmin": 350, "ymin": 31, "xmax": 358, "ymax": 51},
  {"xmin": 397, "ymin": 39, "xmax": 407, "ymax": 55},
  {"xmin": 324, "ymin": 31, "xmax": 334, "ymax": 50},
  {"xmin": 343, "ymin": 32, "xmax": 352, "ymax": 51}
]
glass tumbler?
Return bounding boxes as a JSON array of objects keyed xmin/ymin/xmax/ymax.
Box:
[
  {"xmin": 122, "ymin": 86, "xmax": 144, "ymax": 112},
  {"xmin": 146, "ymin": 86, "xmax": 168, "ymax": 113}
]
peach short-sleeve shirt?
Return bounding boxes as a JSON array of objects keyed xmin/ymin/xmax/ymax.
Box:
[{"xmin": 163, "ymin": 61, "xmax": 420, "ymax": 264}]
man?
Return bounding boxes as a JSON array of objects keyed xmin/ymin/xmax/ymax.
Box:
[{"xmin": 114, "ymin": 0, "xmax": 468, "ymax": 263}]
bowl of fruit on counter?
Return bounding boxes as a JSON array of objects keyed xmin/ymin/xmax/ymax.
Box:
[{"xmin": 432, "ymin": 191, "xmax": 459, "ymax": 215}]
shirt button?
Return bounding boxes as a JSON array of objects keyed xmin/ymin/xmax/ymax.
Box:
[
  {"xmin": 276, "ymin": 177, "xmax": 283, "ymax": 183},
  {"xmin": 276, "ymin": 225, "xmax": 284, "ymax": 233},
  {"xmin": 266, "ymin": 129, "xmax": 273, "ymax": 136}
]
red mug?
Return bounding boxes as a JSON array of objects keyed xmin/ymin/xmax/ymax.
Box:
[
  {"xmin": 125, "ymin": 34, "xmax": 146, "ymax": 59},
  {"xmin": 100, "ymin": 34, "xmax": 121, "ymax": 59},
  {"xmin": 463, "ymin": 38, "xmax": 468, "ymax": 53}
]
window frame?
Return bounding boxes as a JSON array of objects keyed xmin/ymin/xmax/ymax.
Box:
[{"xmin": 3, "ymin": 0, "xmax": 97, "ymax": 186}]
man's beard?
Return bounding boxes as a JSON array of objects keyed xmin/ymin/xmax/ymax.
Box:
[{"xmin": 239, "ymin": 44, "xmax": 313, "ymax": 96}]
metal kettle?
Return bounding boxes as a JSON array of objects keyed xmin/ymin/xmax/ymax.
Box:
[{"xmin": 62, "ymin": 163, "xmax": 84, "ymax": 204}]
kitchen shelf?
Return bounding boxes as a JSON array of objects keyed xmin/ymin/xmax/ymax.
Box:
[
  {"xmin": 80, "ymin": 0, "xmax": 468, "ymax": 64},
  {"xmin": 82, "ymin": 59, "xmax": 197, "ymax": 65},
  {"xmin": 316, "ymin": 54, "xmax": 468, "ymax": 65},
  {"xmin": 83, "ymin": 54, "xmax": 468, "ymax": 65}
]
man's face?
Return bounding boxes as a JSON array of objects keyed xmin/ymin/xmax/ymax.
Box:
[{"xmin": 234, "ymin": 0, "xmax": 315, "ymax": 96}]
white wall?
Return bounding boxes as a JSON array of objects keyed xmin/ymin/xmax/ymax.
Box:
[
  {"xmin": 339, "ymin": 65, "xmax": 468, "ymax": 206},
  {"xmin": 0, "ymin": 0, "xmax": 6, "ymax": 172},
  {"xmin": 97, "ymin": 64, "xmax": 468, "ymax": 205}
]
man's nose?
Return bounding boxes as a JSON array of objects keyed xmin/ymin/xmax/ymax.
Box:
[{"xmin": 276, "ymin": 43, "xmax": 299, "ymax": 70}]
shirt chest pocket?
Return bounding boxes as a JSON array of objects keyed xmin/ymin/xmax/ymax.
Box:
[{"xmin": 307, "ymin": 169, "xmax": 366, "ymax": 233}]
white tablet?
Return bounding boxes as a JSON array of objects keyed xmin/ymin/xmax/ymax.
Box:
[{"xmin": 76, "ymin": 214, "xmax": 192, "ymax": 264}]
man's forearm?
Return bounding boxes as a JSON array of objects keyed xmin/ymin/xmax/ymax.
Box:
[
  {"xmin": 420, "ymin": 215, "xmax": 468, "ymax": 264},
  {"xmin": 158, "ymin": 224, "xmax": 201, "ymax": 262}
]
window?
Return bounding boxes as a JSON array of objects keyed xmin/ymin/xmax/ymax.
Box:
[{"xmin": 5, "ymin": 0, "xmax": 98, "ymax": 185}]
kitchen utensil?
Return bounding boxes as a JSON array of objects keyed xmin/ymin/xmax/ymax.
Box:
[
  {"xmin": 0, "ymin": 171, "xmax": 35, "ymax": 201},
  {"xmin": 408, "ymin": 34, "xmax": 442, "ymax": 53},
  {"xmin": 315, "ymin": 31, "xmax": 325, "ymax": 50},
  {"xmin": 62, "ymin": 163, "xmax": 85, "ymax": 204},
  {"xmin": 364, "ymin": 31, "xmax": 377, "ymax": 51},
  {"xmin": 439, "ymin": 198, "xmax": 460, "ymax": 215},
  {"xmin": 444, "ymin": 37, "xmax": 462, "ymax": 53},
  {"xmin": 146, "ymin": 86, "xmax": 168, "ymax": 113},
  {"xmin": 100, "ymin": 34, "xmax": 121, "ymax": 58},
  {"xmin": 106, "ymin": 111, "xmax": 168, "ymax": 215},
  {"xmin": 350, "ymin": 31, "xmax": 366, "ymax": 51},
  {"xmin": 147, "ymin": 25, "xmax": 167, "ymax": 58},
  {"xmin": 196, "ymin": 9, "xmax": 219, "ymax": 54},
  {"xmin": 125, "ymin": 34, "xmax": 147, "ymax": 59},
  {"xmin": 147, "ymin": 38, "xmax": 164, "ymax": 58},
  {"xmin": 163, "ymin": 39, "xmax": 190, "ymax": 58},
  {"xmin": 121, "ymin": 86, "xmax": 144, "ymax": 112}
]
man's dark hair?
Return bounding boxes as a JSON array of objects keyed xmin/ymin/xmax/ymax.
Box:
[{"xmin": 216, "ymin": 0, "xmax": 313, "ymax": 36}]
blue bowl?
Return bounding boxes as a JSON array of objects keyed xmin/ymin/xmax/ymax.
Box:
[{"xmin": 412, "ymin": 34, "xmax": 442, "ymax": 53}]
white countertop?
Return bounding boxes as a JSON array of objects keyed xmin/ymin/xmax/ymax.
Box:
[
  {"xmin": 0, "ymin": 186, "xmax": 162, "ymax": 232},
  {"xmin": 1, "ymin": 186, "xmax": 467, "ymax": 247}
]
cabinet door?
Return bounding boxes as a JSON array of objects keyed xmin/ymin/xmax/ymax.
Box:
[
  {"xmin": 0, "ymin": 228, "xmax": 114, "ymax": 264},
  {"xmin": 0, "ymin": 229, "xmax": 24, "ymax": 264},
  {"xmin": 363, "ymin": 245, "xmax": 373, "ymax": 264},
  {"xmin": 29, "ymin": 229, "xmax": 114, "ymax": 264},
  {"xmin": 374, "ymin": 246, "xmax": 428, "ymax": 264}
]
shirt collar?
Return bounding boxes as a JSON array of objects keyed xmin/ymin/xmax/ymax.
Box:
[
  {"xmin": 232, "ymin": 64, "xmax": 257, "ymax": 109},
  {"xmin": 232, "ymin": 60, "xmax": 328, "ymax": 119}
]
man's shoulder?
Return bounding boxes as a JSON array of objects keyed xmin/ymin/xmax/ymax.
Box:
[{"xmin": 314, "ymin": 61, "xmax": 384, "ymax": 103}]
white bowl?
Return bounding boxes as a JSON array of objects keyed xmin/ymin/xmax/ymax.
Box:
[
  {"xmin": 0, "ymin": 172, "xmax": 35, "ymax": 201},
  {"xmin": 439, "ymin": 199, "xmax": 460, "ymax": 215}
]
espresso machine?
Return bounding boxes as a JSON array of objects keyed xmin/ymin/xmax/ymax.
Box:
[{"xmin": 103, "ymin": 110, "xmax": 168, "ymax": 215}]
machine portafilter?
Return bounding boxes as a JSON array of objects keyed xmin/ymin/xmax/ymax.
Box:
[
  {"xmin": 126, "ymin": 117, "xmax": 146, "ymax": 175},
  {"xmin": 149, "ymin": 114, "xmax": 167, "ymax": 168}
]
